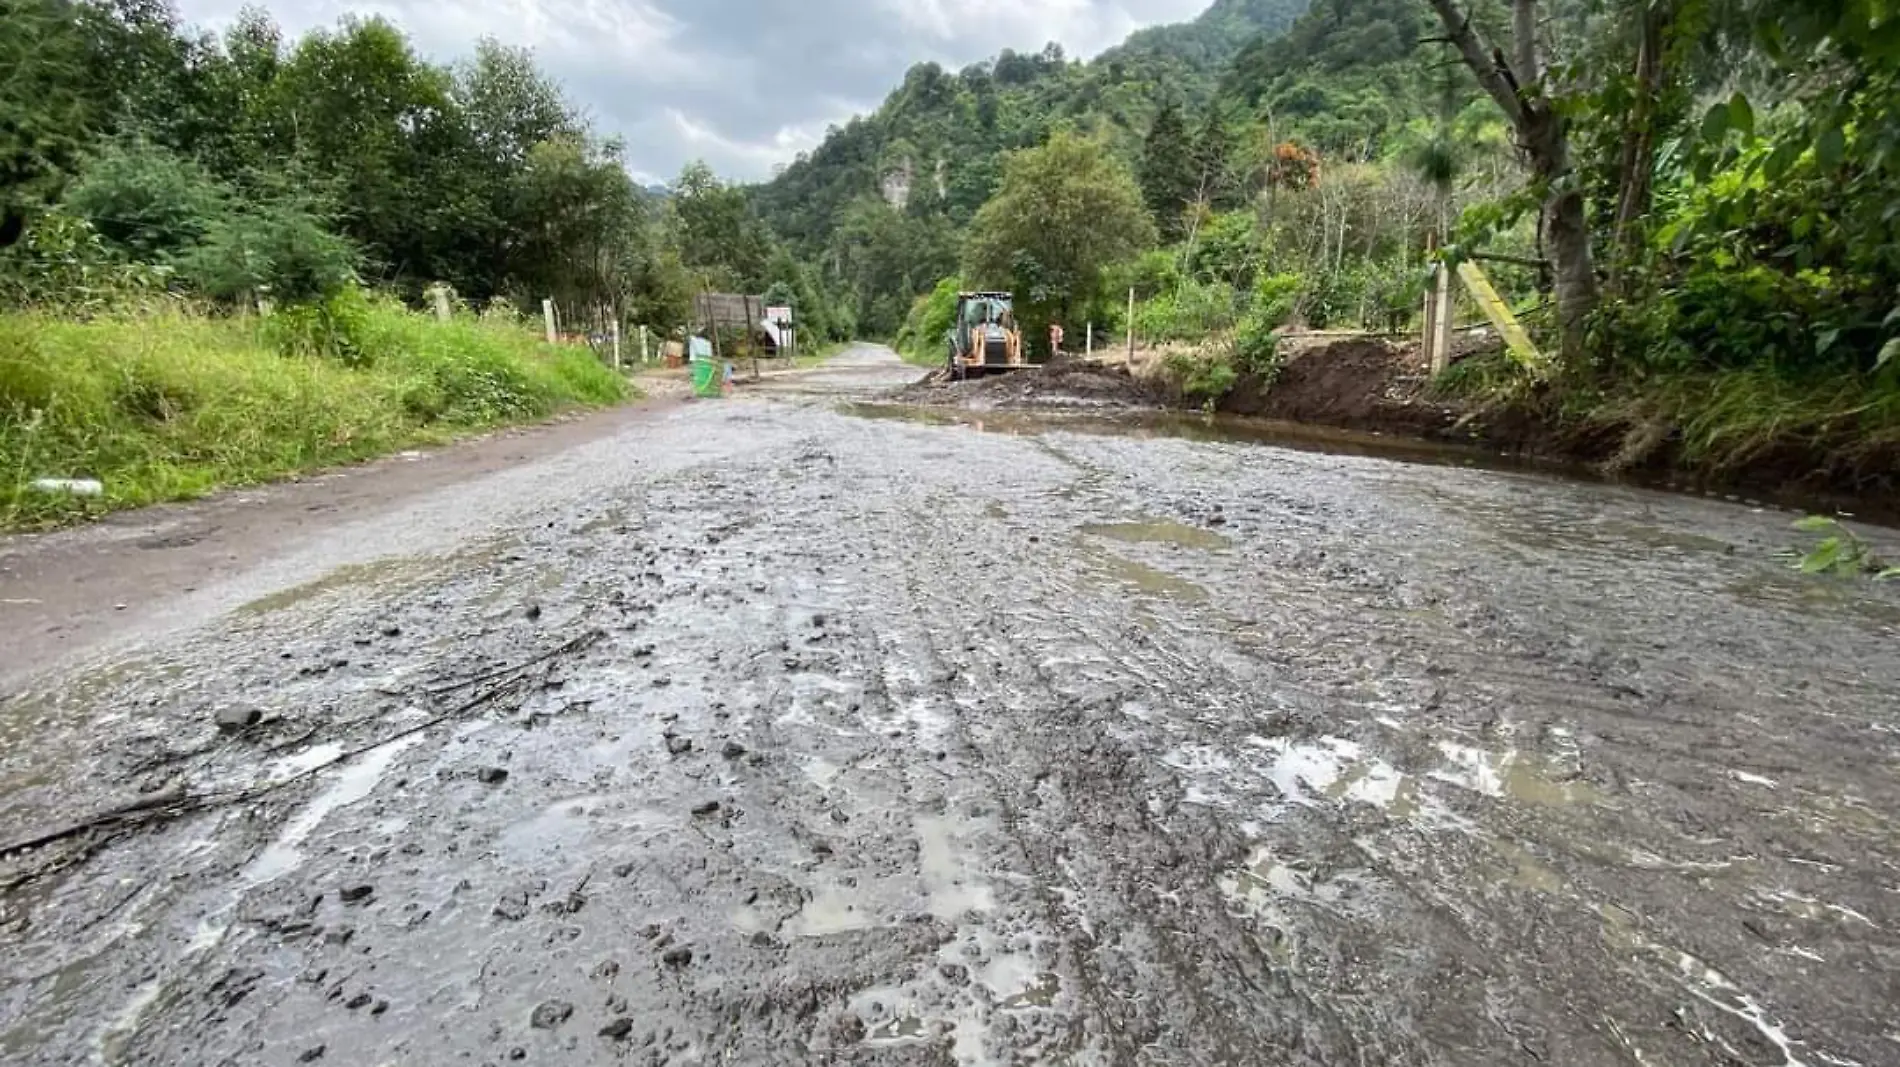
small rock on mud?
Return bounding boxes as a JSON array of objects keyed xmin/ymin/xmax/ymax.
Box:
[
  {"xmin": 337, "ymin": 884, "xmax": 373, "ymax": 904},
  {"xmin": 493, "ymin": 891, "xmax": 531, "ymax": 922},
  {"xmin": 530, "ymin": 999, "xmax": 574, "ymax": 1029},
  {"xmin": 599, "ymin": 1018, "xmax": 635, "ymax": 1040},
  {"xmin": 213, "ymin": 706, "xmax": 261, "ymax": 732}
]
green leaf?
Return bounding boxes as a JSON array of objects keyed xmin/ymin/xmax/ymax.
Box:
[
  {"xmin": 1794, "ymin": 515, "xmax": 1839, "ymax": 532},
  {"xmin": 1817, "ymin": 328, "xmax": 1841, "ymax": 355},
  {"xmin": 1880, "ymin": 338, "xmax": 1900, "ymax": 369},
  {"xmin": 1701, "ymin": 103, "xmax": 1730, "ymax": 145},
  {"xmin": 1763, "ymin": 140, "xmax": 1799, "ymax": 181},
  {"xmin": 1728, "ymin": 94, "xmax": 1755, "ymax": 140},
  {"xmin": 1800, "ymin": 538, "xmax": 1845, "ymax": 573},
  {"xmin": 1877, "ymin": 567, "xmax": 1900, "ymax": 582},
  {"xmin": 1817, "ymin": 125, "xmax": 1847, "ymax": 168}
]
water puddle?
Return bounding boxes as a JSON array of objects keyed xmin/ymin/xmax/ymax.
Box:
[
  {"xmin": 846, "ymin": 987, "xmax": 938, "ymax": 1047},
  {"xmin": 839, "ymin": 402, "xmax": 1515, "ymax": 472},
  {"xmin": 1431, "ymin": 742, "xmax": 1606, "ymax": 807},
  {"xmin": 979, "ymin": 952, "xmax": 1061, "ymax": 1010},
  {"xmin": 917, "ymin": 816, "xmax": 995, "ymax": 919},
  {"xmin": 1223, "ymin": 846, "xmax": 1312, "ymax": 904},
  {"xmin": 1757, "ymin": 889, "xmax": 1877, "ymax": 929},
  {"xmin": 1491, "ymin": 840, "xmax": 1566, "ymax": 895},
  {"xmin": 1323, "ymin": 757, "xmax": 1421, "ymax": 820},
  {"xmin": 786, "ymin": 888, "xmax": 878, "ymax": 937},
  {"xmin": 1078, "ymin": 543, "xmax": 1207, "ymax": 602},
  {"xmin": 238, "ymin": 558, "xmax": 421, "ymax": 615},
  {"xmin": 999, "ymin": 972, "xmax": 1062, "ymax": 1010},
  {"xmin": 243, "ymin": 735, "xmax": 423, "ymax": 887},
  {"xmin": 97, "ymin": 736, "xmax": 422, "ymax": 1060},
  {"xmin": 867, "ymin": 1014, "xmax": 931, "ymax": 1042},
  {"xmin": 1082, "ymin": 519, "xmax": 1231, "ymax": 551},
  {"xmin": 1247, "ymin": 735, "xmax": 1419, "ymax": 815}
]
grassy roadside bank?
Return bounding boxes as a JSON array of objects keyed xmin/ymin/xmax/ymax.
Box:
[
  {"xmin": 1, "ymin": 301, "xmax": 630, "ymax": 530},
  {"xmin": 1198, "ymin": 338, "xmax": 1900, "ymax": 500}
]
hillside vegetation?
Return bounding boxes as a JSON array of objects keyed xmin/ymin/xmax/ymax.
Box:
[{"xmin": 764, "ymin": 0, "xmax": 1900, "ymax": 488}]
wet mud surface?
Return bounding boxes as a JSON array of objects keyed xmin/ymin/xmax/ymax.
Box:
[{"xmin": 4, "ymin": 345, "xmax": 1900, "ymax": 1066}]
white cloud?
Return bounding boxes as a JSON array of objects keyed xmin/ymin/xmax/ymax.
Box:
[{"xmin": 173, "ymin": 0, "xmax": 1220, "ymax": 181}]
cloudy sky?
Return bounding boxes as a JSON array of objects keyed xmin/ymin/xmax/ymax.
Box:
[{"xmin": 174, "ymin": 0, "xmax": 1215, "ymax": 184}]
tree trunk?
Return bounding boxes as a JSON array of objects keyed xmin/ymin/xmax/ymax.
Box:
[
  {"xmin": 1513, "ymin": 0, "xmax": 1541, "ymax": 89},
  {"xmin": 1426, "ymin": 0, "xmax": 1599, "ymax": 364},
  {"xmin": 1611, "ymin": 2, "xmax": 1665, "ymax": 292}
]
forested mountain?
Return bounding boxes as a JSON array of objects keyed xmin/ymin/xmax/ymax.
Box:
[
  {"xmin": 1222, "ymin": 0, "xmax": 1441, "ymax": 156},
  {"xmin": 1108, "ymin": 0, "xmax": 1308, "ymax": 67},
  {"xmin": 751, "ymin": 0, "xmax": 1312, "ymax": 335}
]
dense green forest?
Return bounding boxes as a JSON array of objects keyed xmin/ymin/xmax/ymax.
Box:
[{"xmin": 0, "ymin": 0, "xmax": 839, "ymax": 337}]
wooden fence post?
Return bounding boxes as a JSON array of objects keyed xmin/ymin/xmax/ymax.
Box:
[
  {"xmin": 1126, "ymin": 288, "xmax": 1136, "ymax": 364},
  {"xmin": 542, "ymin": 299, "xmax": 557, "ymax": 345},
  {"xmin": 610, "ymin": 318, "xmax": 622, "ymax": 370},
  {"xmin": 1429, "ymin": 264, "xmax": 1454, "ymax": 375}
]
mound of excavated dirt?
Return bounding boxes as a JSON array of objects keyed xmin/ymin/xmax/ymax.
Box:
[
  {"xmin": 1221, "ymin": 337, "xmax": 1459, "ymax": 436},
  {"xmin": 894, "ymin": 359, "xmax": 1168, "ymax": 410}
]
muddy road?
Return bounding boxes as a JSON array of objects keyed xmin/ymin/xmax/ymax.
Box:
[{"xmin": 4, "ymin": 344, "xmax": 1899, "ymax": 1066}]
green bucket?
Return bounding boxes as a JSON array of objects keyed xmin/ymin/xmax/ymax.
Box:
[{"xmin": 691, "ymin": 359, "xmax": 721, "ymax": 398}]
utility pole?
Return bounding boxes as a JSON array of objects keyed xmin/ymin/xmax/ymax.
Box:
[{"xmin": 639, "ymin": 325, "xmax": 649, "ymax": 364}]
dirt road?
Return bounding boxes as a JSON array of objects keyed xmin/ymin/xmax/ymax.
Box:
[{"xmin": 4, "ymin": 344, "xmax": 1898, "ymax": 1066}]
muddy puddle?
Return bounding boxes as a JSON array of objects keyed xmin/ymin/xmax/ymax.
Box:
[{"xmin": 4, "ymin": 351, "xmax": 1899, "ymax": 1067}]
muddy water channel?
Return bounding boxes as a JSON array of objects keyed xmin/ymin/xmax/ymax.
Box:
[{"xmin": 4, "ymin": 349, "xmax": 1899, "ymax": 1066}]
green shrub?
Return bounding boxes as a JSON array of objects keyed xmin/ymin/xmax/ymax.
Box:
[
  {"xmin": 896, "ymin": 276, "xmax": 961, "ymax": 362},
  {"xmin": 0, "ymin": 212, "xmax": 170, "ymax": 313},
  {"xmin": 62, "ymin": 142, "xmax": 228, "ymax": 262},
  {"xmin": 180, "ymin": 198, "xmax": 360, "ymax": 306},
  {"xmin": 1229, "ymin": 271, "xmax": 1303, "ymax": 382},
  {"xmin": 1164, "ymin": 349, "xmax": 1239, "ymax": 404},
  {"xmin": 1134, "ymin": 279, "xmax": 1241, "ymax": 343}
]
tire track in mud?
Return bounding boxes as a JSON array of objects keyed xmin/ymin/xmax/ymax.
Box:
[{"xmin": 3, "ymin": 372, "xmax": 1899, "ymax": 1066}]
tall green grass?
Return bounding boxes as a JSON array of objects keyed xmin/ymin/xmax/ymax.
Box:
[
  {"xmin": 0, "ymin": 297, "xmax": 629, "ymax": 529},
  {"xmin": 1435, "ymin": 349, "xmax": 1900, "ymax": 480}
]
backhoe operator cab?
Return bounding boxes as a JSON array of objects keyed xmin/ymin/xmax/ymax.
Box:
[{"xmin": 946, "ymin": 291, "xmax": 1026, "ymax": 378}]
